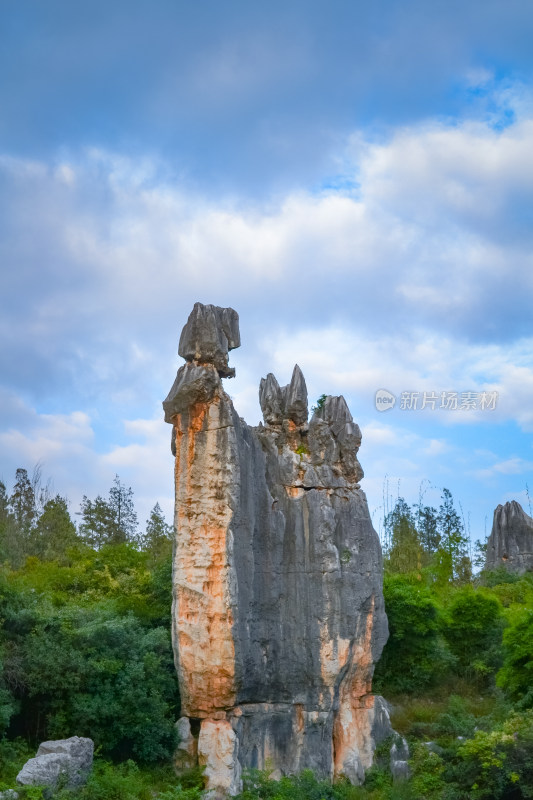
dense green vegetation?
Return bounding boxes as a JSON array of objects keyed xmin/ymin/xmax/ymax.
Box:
[
  {"xmin": 0, "ymin": 468, "xmax": 180, "ymax": 794},
  {"xmin": 1, "ymin": 471, "xmax": 533, "ymax": 798}
]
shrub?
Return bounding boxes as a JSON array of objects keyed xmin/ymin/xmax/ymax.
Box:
[{"xmin": 373, "ymin": 575, "xmax": 450, "ymax": 693}]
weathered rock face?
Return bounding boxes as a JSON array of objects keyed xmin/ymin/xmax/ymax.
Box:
[
  {"xmin": 178, "ymin": 302, "xmax": 240, "ymax": 378},
  {"xmin": 485, "ymin": 500, "xmax": 533, "ymax": 574},
  {"xmin": 164, "ymin": 303, "xmax": 389, "ymax": 795}
]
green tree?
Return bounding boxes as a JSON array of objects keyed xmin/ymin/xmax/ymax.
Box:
[
  {"xmin": 0, "ymin": 480, "xmax": 12, "ymax": 562},
  {"xmin": 0, "ymin": 648, "xmax": 18, "ymax": 736},
  {"xmin": 0, "ymin": 481, "xmax": 8, "ymax": 520},
  {"xmin": 497, "ymin": 608, "xmax": 533, "ymax": 708},
  {"xmin": 78, "ymin": 495, "xmax": 115, "ymax": 549},
  {"xmin": 8, "ymin": 468, "xmax": 36, "ymax": 539},
  {"xmin": 142, "ymin": 503, "xmax": 173, "ymax": 561},
  {"xmin": 0, "ymin": 548, "xmax": 178, "ymax": 762},
  {"xmin": 108, "ymin": 475, "xmax": 138, "ymax": 545},
  {"xmin": 434, "ymin": 488, "xmax": 471, "ymax": 582},
  {"xmin": 373, "ymin": 574, "xmax": 450, "ymax": 693},
  {"xmin": 384, "ymin": 497, "xmax": 423, "ymax": 574},
  {"xmin": 11, "ymin": 604, "xmax": 179, "ymax": 761},
  {"xmin": 79, "ymin": 477, "xmax": 139, "ymax": 548},
  {"xmin": 31, "ymin": 496, "xmax": 79, "ymax": 561},
  {"xmin": 416, "ymin": 504, "xmax": 440, "ymax": 556},
  {"xmin": 444, "ymin": 586, "xmax": 505, "ymax": 685}
]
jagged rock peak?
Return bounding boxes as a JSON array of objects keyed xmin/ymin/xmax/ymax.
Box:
[
  {"xmin": 259, "ymin": 373, "xmax": 283, "ymax": 425},
  {"xmin": 485, "ymin": 500, "xmax": 533, "ymax": 575},
  {"xmin": 285, "ymin": 364, "xmax": 308, "ymax": 425},
  {"xmin": 259, "ymin": 365, "xmax": 308, "ymax": 426},
  {"xmin": 178, "ymin": 302, "xmax": 240, "ymax": 378},
  {"xmin": 321, "ymin": 395, "xmax": 362, "ymax": 450}
]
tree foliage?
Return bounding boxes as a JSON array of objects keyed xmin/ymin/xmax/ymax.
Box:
[
  {"xmin": 497, "ymin": 608, "xmax": 533, "ymax": 708},
  {"xmin": 443, "ymin": 586, "xmax": 505, "ymax": 685},
  {"xmin": 32, "ymin": 496, "xmax": 80, "ymax": 561},
  {"xmin": 373, "ymin": 575, "xmax": 449, "ymax": 693},
  {"xmin": 0, "ymin": 542, "xmax": 177, "ymax": 762},
  {"xmin": 383, "ymin": 488, "xmax": 471, "ymax": 583},
  {"xmin": 142, "ymin": 503, "xmax": 173, "ymax": 561},
  {"xmin": 1, "ymin": 465, "xmax": 533, "ymax": 799},
  {"xmin": 79, "ymin": 476, "xmax": 139, "ymax": 549}
]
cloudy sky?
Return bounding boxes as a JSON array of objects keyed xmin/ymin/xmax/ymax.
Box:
[{"xmin": 1, "ymin": 0, "xmax": 533, "ymax": 542}]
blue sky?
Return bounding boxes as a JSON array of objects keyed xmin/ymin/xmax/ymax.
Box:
[{"xmin": 1, "ymin": 0, "xmax": 533, "ymax": 542}]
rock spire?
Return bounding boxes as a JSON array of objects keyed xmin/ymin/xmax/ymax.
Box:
[
  {"xmin": 163, "ymin": 303, "xmax": 390, "ymax": 795},
  {"xmin": 484, "ymin": 500, "xmax": 533, "ymax": 574}
]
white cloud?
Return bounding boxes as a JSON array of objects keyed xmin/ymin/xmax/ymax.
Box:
[
  {"xmin": 475, "ymin": 457, "xmax": 533, "ymax": 480},
  {"xmin": 0, "ymin": 396, "xmax": 174, "ymax": 529},
  {"xmin": 2, "ymin": 83, "xmax": 533, "ymax": 540}
]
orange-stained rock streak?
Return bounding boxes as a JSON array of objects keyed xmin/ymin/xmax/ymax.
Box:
[
  {"xmin": 172, "ymin": 395, "xmax": 237, "ymax": 718},
  {"xmin": 333, "ymin": 596, "xmax": 376, "ymax": 781}
]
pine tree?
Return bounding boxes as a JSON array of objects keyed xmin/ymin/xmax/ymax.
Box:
[
  {"xmin": 79, "ymin": 495, "xmax": 115, "ymax": 549},
  {"xmin": 143, "ymin": 503, "xmax": 173, "ymax": 560},
  {"xmin": 435, "ymin": 488, "xmax": 471, "ymax": 582},
  {"xmin": 108, "ymin": 475, "xmax": 138, "ymax": 544},
  {"xmin": 78, "ymin": 476, "xmax": 139, "ymax": 548},
  {"xmin": 416, "ymin": 504, "xmax": 440, "ymax": 556},
  {"xmin": 8, "ymin": 468, "xmax": 36, "ymax": 535}
]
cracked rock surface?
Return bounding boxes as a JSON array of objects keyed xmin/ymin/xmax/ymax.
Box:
[{"xmin": 163, "ymin": 303, "xmax": 389, "ymax": 795}]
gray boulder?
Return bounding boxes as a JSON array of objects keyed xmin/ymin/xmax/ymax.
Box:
[
  {"xmin": 485, "ymin": 500, "xmax": 533, "ymax": 574},
  {"xmin": 16, "ymin": 737, "xmax": 93, "ymax": 790}
]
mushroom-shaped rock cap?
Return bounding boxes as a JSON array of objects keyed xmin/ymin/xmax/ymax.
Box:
[{"xmin": 178, "ymin": 303, "xmax": 240, "ymax": 378}]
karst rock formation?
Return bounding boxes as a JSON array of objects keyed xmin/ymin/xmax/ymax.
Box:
[
  {"xmin": 485, "ymin": 500, "xmax": 533, "ymax": 574},
  {"xmin": 163, "ymin": 303, "xmax": 391, "ymax": 795}
]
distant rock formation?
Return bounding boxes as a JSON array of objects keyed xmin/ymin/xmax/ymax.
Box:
[
  {"xmin": 484, "ymin": 500, "xmax": 533, "ymax": 574},
  {"xmin": 163, "ymin": 303, "xmax": 390, "ymax": 795}
]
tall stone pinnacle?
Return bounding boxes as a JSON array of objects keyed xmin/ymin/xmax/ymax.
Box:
[{"xmin": 163, "ymin": 303, "xmax": 390, "ymax": 796}]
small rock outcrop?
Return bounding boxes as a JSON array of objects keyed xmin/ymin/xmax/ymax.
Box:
[
  {"xmin": 164, "ymin": 304, "xmax": 389, "ymax": 795},
  {"xmin": 390, "ymin": 736, "xmax": 410, "ymax": 782},
  {"xmin": 16, "ymin": 737, "xmax": 93, "ymax": 791},
  {"xmin": 484, "ymin": 500, "xmax": 533, "ymax": 574},
  {"xmin": 174, "ymin": 717, "xmax": 198, "ymax": 771}
]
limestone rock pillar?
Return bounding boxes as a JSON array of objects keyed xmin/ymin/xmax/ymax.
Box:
[{"xmin": 163, "ymin": 303, "xmax": 390, "ymax": 794}]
